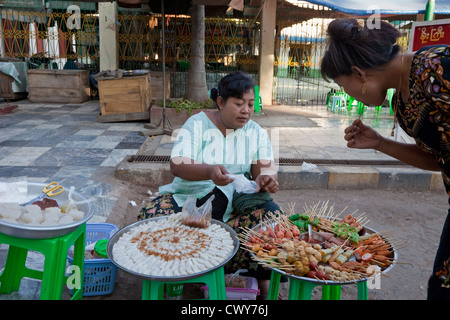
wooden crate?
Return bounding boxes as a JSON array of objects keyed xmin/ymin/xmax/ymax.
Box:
[
  {"xmin": 151, "ymin": 71, "xmax": 170, "ymax": 98},
  {"xmin": 27, "ymin": 69, "xmax": 90, "ymax": 103},
  {"xmin": 98, "ymin": 74, "xmax": 151, "ymax": 116}
]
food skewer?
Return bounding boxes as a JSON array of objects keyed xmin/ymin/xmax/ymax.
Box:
[{"xmin": 242, "ymin": 201, "xmax": 399, "ymax": 284}]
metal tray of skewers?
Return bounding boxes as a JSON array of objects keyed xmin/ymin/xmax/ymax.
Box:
[
  {"xmin": 241, "ymin": 202, "xmax": 398, "ymax": 285},
  {"xmin": 107, "ymin": 214, "xmax": 239, "ymax": 282}
]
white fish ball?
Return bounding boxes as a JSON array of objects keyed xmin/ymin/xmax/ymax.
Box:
[
  {"xmin": 68, "ymin": 209, "xmax": 84, "ymax": 221},
  {"xmin": 26, "ymin": 205, "xmax": 42, "ymax": 215},
  {"xmin": 5, "ymin": 210, "xmax": 21, "ymax": 220},
  {"xmin": 45, "ymin": 207, "xmax": 62, "ymax": 216},
  {"xmin": 44, "ymin": 212, "xmax": 60, "ymax": 222},
  {"xmin": 40, "ymin": 219, "xmax": 59, "ymax": 226},
  {"xmin": 20, "ymin": 213, "xmax": 44, "ymax": 225},
  {"xmin": 2, "ymin": 217, "xmax": 18, "ymax": 224},
  {"xmin": 58, "ymin": 215, "xmax": 74, "ymax": 225}
]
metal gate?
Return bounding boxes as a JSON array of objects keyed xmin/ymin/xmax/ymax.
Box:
[
  {"xmin": 274, "ymin": 17, "xmax": 333, "ymax": 105},
  {"xmin": 118, "ymin": 13, "xmax": 260, "ymax": 98},
  {"xmin": 273, "ymin": 16, "xmax": 413, "ymax": 106},
  {"xmin": 0, "ymin": 1, "xmax": 413, "ymax": 105},
  {"xmin": 0, "ymin": 1, "xmax": 98, "ymax": 71}
]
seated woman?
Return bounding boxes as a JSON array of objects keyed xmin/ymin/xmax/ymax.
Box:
[{"xmin": 138, "ymin": 71, "xmax": 282, "ymax": 297}]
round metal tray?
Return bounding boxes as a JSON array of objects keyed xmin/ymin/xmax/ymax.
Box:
[
  {"xmin": 0, "ymin": 182, "xmax": 93, "ymax": 239},
  {"xmin": 107, "ymin": 216, "xmax": 239, "ymax": 281},
  {"xmin": 251, "ymin": 222, "xmax": 398, "ymax": 285},
  {"xmin": 123, "ymin": 69, "xmax": 149, "ymax": 76}
]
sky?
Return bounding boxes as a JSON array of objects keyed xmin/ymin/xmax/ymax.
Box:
[
  {"xmin": 334, "ymin": 0, "xmax": 443, "ymax": 10},
  {"xmin": 297, "ymin": 0, "xmax": 450, "ymax": 13}
]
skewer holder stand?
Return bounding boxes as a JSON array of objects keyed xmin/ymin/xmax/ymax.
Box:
[
  {"xmin": 268, "ymin": 271, "xmax": 368, "ymax": 300},
  {"xmin": 0, "ymin": 223, "xmax": 86, "ymax": 300},
  {"xmin": 141, "ymin": 266, "xmax": 226, "ymax": 300}
]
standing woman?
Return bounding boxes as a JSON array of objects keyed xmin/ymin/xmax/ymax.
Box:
[{"xmin": 320, "ymin": 18, "xmax": 450, "ymax": 299}]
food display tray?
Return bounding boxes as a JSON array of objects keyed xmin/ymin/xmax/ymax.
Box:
[
  {"xmin": 0, "ymin": 182, "xmax": 93, "ymax": 239},
  {"xmin": 107, "ymin": 216, "xmax": 239, "ymax": 282},
  {"xmin": 251, "ymin": 222, "xmax": 398, "ymax": 285}
]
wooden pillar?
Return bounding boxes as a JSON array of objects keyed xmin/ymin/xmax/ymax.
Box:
[
  {"xmin": 99, "ymin": 2, "xmax": 119, "ymax": 71},
  {"xmin": 258, "ymin": 0, "xmax": 276, "ymax": 106}
]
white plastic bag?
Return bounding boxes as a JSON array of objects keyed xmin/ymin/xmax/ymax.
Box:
[
  {"xmin": 227, "ymin": 174, "xmax": 259, "ymax": 194},
  {"xmin": 225, "ymin": 269, "xmax": 248, "ymax": 288},
  {"xmin": 301, "ymin": 161, "xmax": 317, "ymax": 171},
  {"xmin": 181, "ymin": 195, "xmax": 214, "ymax": 228},
  {"xmin": 0, "ymin": 177, "xmax": 28, "ymax": 203},
  {"xmin": 60, "ymin": 186, "xmax": 94, "ymax": 213}
]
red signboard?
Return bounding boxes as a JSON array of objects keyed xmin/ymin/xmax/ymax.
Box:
[{"xmin": 409, "ymin": 19, "xmax": 450, "ymax": 52}]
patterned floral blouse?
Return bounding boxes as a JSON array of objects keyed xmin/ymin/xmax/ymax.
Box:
[{"xmin": 395, "ymin": 45, "xmax": 450, "ymax": 196}]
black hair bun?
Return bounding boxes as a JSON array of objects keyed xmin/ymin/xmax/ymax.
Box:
[{"xmin": 327, "ymin": 19, "xmax": 363, "ymax": 43}]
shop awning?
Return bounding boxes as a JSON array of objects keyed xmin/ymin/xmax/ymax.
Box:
[{"xmin": 298, "ymin": 0, "xmax": 450, "ymax": 15}]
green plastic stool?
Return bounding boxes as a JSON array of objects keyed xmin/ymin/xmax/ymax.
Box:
[
  {"xmin": 387, "ymin": 88, "xmax": 395, "ymax": 115},
  {"xmin": 141, "ymin": 266, "xmax": 226, "ymax": 300},
  {"xmin": 0, "ymin": 223, "xmax": 86, "ymax": 300},
  {"xmin": 254, "ymin": 85, "xmax": 262, "ymax": 113},
  {"xmin": 268, "ymin": 271, "xmax": 367, "ymax": 300},
  {"xmin": 347, "ymin": 95, "xmax": 355, "ymax": 111},
  {"xmin": 357, "ymin": 101, "xmax": 367, "ymax": 115}
]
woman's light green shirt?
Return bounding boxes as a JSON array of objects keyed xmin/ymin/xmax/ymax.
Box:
[{"xmin": 159, "ymin": 111, "xmax": 274, "ymax": 222}]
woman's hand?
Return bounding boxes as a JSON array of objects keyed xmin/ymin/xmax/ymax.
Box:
[
  {"xmin": 171, "ymin": 158, "xmax": 234, "ymax": 185},
  {"xmin": 208, "ymin": 165, "xmax": 234, "ymax": 186},
  {"xmin": 255, "ymin": 175, "xmax": 279, "ymax": 193},
  {"xmin": 344, "ymin": 118, "xmax": 382, "ymax": 150}
]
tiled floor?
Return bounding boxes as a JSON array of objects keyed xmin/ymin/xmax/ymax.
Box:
[{"xmin": 0, "ymin": 100, "xmax": 148, "ymax": 222}]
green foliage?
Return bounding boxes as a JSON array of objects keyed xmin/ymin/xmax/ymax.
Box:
[{"xmin": 157, "ymin": 98, "xmax": 215, "ymax": 114}]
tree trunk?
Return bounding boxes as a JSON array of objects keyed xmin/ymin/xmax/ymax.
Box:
[{"xmin": 183, "ymin": 4, "xmax": 209, "ymax": 102}]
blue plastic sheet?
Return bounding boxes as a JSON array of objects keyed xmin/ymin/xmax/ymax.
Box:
[{"xmin": 304, "ymin": 0, "xmax": 450, "ymax": 15}]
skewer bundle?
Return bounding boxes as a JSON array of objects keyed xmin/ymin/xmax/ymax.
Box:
[{"xmin": 240, "ymin": 201, "xmax": 401, "ymax": 284}]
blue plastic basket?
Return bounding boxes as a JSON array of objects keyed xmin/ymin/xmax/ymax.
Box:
[{"xmin": 67, "ymin": 223, "xmax": 119, "ymax": 297}]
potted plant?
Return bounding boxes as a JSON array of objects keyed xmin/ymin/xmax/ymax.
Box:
[{"xmin": 150, "ymin": 98, "xmax": 216, "ymax": 126}]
